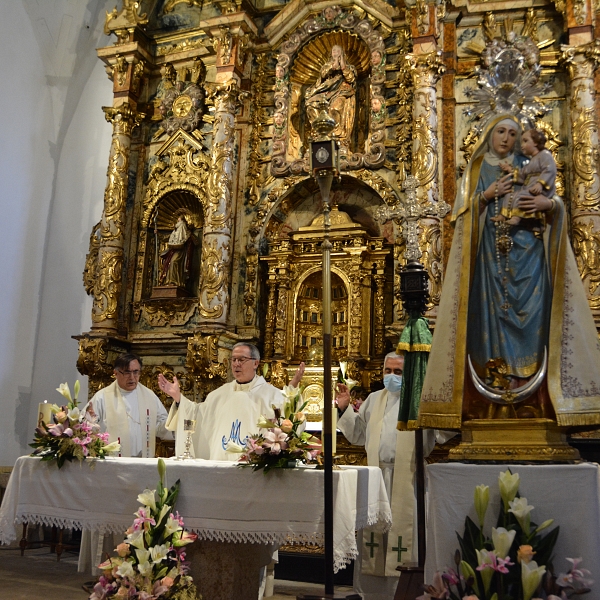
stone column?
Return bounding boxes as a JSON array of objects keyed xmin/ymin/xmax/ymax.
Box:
[
  {"xmin": 199, "ymin": 80, "xmax": 244, "ymax": 323},
  {"xmin": 562, "ymin": 35, "xmax": 600, "ymax": 316},
  {"xmin": 91, "ymin": 104, "xmax": 141, "ymax": 331}
]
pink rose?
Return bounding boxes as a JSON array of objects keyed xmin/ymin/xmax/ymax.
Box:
[
  {"xmin": 116, "ymin": 543, "xmax": 130, "ymax": 557},
  {"xmin": 161, "ymin": 577, "xmax": 175, "ymax": 589},
  {"xmin": 280, "ymin": 419, "xmax": 293, "ymax": 433},
  {"xmin": 116, "ymin": 586, "xmax": 129, "ymax": 597},
  {"xmin": 55, "ymin": 411, "xmax": 68, "ymax": 423},
  {"xmin": 295, "ymin": 412, "xmax": 306, "ymax": 422}
]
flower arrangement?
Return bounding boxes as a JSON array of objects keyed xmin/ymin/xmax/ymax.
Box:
[
  {"xmin": 231, "ymin": 384, "xmax": 321, "ymax": 473},
  {"xmin": 29, "ymin": 381, "xmax": 119, "ymax": 468},
  {"xmin": 420, "ymin": 469, "xmax": 593, "ymax": 600},
  {"xmin": 90, "ymin": 459, "xmax": 199, "ymax": 600}
]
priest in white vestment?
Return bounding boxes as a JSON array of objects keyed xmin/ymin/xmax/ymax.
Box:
[
  {"xmin": 160, "ymin": 342, "xmax": 303, "ymax": 459},
  {"xmin": 78, "ymin": 352, "xmax": 173, "ymax": 575},
  {"xmin": 336, "ymin": 352, "xmax": 438, "ymax": 600}
]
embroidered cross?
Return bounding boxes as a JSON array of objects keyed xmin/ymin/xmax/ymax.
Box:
[
  {"xmin": 365, "ymin": 532, "xmax": 379, "ymax": 558},
  {"xmin": 392, "ymin": 536, "xmax": 408, "ymax": 562}
]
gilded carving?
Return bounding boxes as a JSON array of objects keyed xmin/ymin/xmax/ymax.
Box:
[
  {"xmin": 142, "ymin": 364, "xmax": 194, "ymax": 410},
  {"xmin": 198, "ymin": 238, "xmax": 227, "ymax": 318},
  {"xmin": 163, "ymin": 0, "xmax": 202, "ymax": 12},
  {"xmin": 83, "ymin": 221, "xmax": 101, "ymax": 295},
  {"xmin": 271, "ymin": 6, "xmax": 387, "ymax": 176},
  {"xmin": 186, "ymin": 333, "xmax": 228, "ymax": 386},
  {"xmin": 100, "ymin": 137, "xmax": 128, "ymax": 241},
  {"xmin": 157, "ymin": 39, "xmax": 205, "ymax": 57},
  {"xmin": 103, "ymin": 103, "xmax": 143, "ymax": 137},
  {"xmin": 137, "ymin": 299, "xmax": 198, "ymax": 327},
  {"xmin": 571, "ymin": 104, "xmax": 600, "ymax": 209},
  {"xmin": 76, "ymin": 337, "xmax": 110, "ymax": 378},
  {"xmin": 92, "ymin": 249, "xmax": 123, "ymax": 323},
  {"xmin": 243, "ymin": 245, "xmax": 259, "ymax": 326},
  {"xmin": 572, "ymin": 220, "xmax": 600, "ymax": 309},
  {"xmin": 104, "ymin": 0, "xmax": 147, "ymax": 42}
]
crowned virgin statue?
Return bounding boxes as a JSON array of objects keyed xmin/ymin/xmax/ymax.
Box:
[{"xmin": 418, "ymin": 35, "xmax": 600, "ymax": 435}]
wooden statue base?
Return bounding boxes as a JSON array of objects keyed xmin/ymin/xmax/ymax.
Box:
[
  {"xmin": 151, "ymin": 285, "xmax": 190, "ymax": 298},
  {"xmin": 448, "ymin": 418, "xmax": 580, "ymax": 462}
]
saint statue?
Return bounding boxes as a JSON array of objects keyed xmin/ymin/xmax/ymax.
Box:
[
  {"xmin": 419, "ymin": 114, "xmax": 600, "ymax": 428},
  {"xmin": 305, "ymin": 44, "xmax": 357, "ymax": 150},
  {"xmin": 158, "ymin": 216, "xmax": 198, "ymax": 288}
]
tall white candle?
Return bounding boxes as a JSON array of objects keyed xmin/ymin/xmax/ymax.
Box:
[
  {"xmin": 331, "ymin": 403, "xmax": 337, "ymax": 455},
  {"xmin": 38, "ymin": 401, "xmax": 52, "ymax": 427}
]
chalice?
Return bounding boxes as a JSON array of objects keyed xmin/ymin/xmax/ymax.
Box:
[{"xmin": 180, "ymin": 418, "xmax": 196, "ymax": 460}]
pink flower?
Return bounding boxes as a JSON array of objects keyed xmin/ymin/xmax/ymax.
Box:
[
  {"xmin": 133, "ymin": 507, "xmax": 156, "ymax": 531},
  {"xmin": 161, "ymin": 576, "xmax": 175, "ymax": 588},
  {"xmin": 417, "ymin": 571, "xmax": 449, "ymax": 600},
  {"xmin": 48, "ymin": 423, "xmax": 65, "ymax": 436},
  {"xmin": 55, "ymin": 411, "xmax": 68, "ymax": 423},
  {"xmin": 263, "ymin": 428, "xmax": 288, "ymax": 454},
  {"xmin": 247, "ymin": 438, "xmax": 264, "ymax": 456},
  {"xmin": 116, "ymin": 543, "xmax": 130, "ymax": 557},
  {"xmin": 557, "ymin": 557, "xmax": 594, "ymax": 590},
  {"xmin": 442, "ymin": 568, "xmax": 461, "ymax": 587},
  {"xmin": 98, "ymin": 432, "xmax": 110, "ymax": 443},
  {"xmin": 63, "ymin": 428, "xmax": 73, "ymax": 437}
]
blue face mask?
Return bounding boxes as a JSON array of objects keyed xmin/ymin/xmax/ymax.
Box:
[{"xmin": 383, "ymin": 374, "xmax": 403, "ymax": 393}]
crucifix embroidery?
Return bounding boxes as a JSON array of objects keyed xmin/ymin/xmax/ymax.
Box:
[
  {"xmin": 392, "ymin": 536, "xmax": 408, "ymax": 562},
  {"xmin": 365, "ymin": 532, "xmax": 379, "ymax": 558}
]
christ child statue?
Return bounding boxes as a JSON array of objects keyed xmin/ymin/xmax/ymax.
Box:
[{"xmin": 492, "ymin": 128, "xmax": 557, "ymax": 232}]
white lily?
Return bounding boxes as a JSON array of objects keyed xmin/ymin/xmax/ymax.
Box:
[
  {"xmin": 534, "ymin": 519, "xmax": 554, "ymax": 534},
  {"xmin": 137, "ymin": 488, "xmax": 157, "ymax": 512},
  {"xmin": 50, "ymin": 404, "xmax": 62, "ymax": 414},
  {"xmin": 521, "ymin": 560, "xmax": 546, "ymax": 600},
  {"xmin": 282, "ymin": 384, "xmax": 300, "ymax": 399},
  {"xmin": 56, "ymin": 382, "xmax": 72, "ymax": 402},
  {"xmin": 150, "ymin": 543, "xmax": 170, "ymax": 563},
  {"xmin": 135, "ymin": 548, "xmax": 151, "ymax": 564},
  {"xmin": 459, "ymin": 560, "xmax": 480, "ymax": 597},
  {"xmin": 126, "ymin": 529, "xmax": 146, "ymax": 549},
  {"xmin": 138, "ymin": 560, "xmax": 153, "ymax": 576},
  {"xmin": 73, "ymin": 380, "xmax": 80, "ymax": 401},
  {"xmin": 67, "ymin": 406, "xmax": 81, "ymax": 422},
  {"xmin": 257, "ymin": 415, "xmax": 276, "ymax": 429},
  {"xmin": 498, "ymin": 469, "xmax": 520, "ymax": 511},
  {"xmin": 103, "ymin": 441, "xmax": 121, "ymax": 453},
  {"xmin": 474, "ymin": 484, "xmax": 490, "ymax": 527},
  {"xmin": 225, "ymin": 440, "xmax": 245, "ymax": 453},
  {"xmin": 164, "ymin": 515, "xmax": 181, "ymax": 537},
  {"xmin": 476, "ymin": 549, "xmax": 496, "ymax": 593},
  {"xmin": 116, "ymin": 560, "xmax": 135, "ymax": 578},
  {"xmin": 339, "ymin": 361, "xmax": 348, "ymax": 379},
  {"xmin": 492, "ymin": 527, "xmax": 516, "ymax": 558},
  {"xmin": 509, "ymin": 497, "xmax": 534, "ymax": 534}
]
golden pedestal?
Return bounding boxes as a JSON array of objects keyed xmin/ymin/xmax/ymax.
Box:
[{"xmin": 448, "ymin": 419, "xmax": 580, "ymax": 461}]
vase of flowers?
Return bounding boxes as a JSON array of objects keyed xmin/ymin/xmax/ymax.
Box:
[
  {"xmin": 90, "ymin": 459, "xmax": 199, "ymax": 600},
  {"xmin": 29, "ymin": 381, "xmax": 119, "ymax": 468},
  {"xmin": 229, "ymin": 384, "xmax": 322, "ymax": 473},
  {"xmin": 420, "ymin": 469, "xmax": 593, "ymax": 600}
]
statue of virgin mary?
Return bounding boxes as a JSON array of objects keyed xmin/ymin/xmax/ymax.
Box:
[{"xmin": 418, "ymin": 114, "xmax": 600, "ymax": 429}]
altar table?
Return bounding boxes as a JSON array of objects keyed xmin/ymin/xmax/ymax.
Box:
[
  {"xmin": 425, "ymin": 462, "xmax": 600, "ymax": 584},
  {"xmin": 0, "ymin": 456, "xmax": 391, "ymax": 597}
]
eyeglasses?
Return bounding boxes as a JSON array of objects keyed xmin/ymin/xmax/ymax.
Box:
[
  {"xmin": 117, "ymin": 369, "xmax": 141, "ymax": 377},
  {"xmin": 231, "ymin": 356, "xmax": 255, "ymax": 365}
]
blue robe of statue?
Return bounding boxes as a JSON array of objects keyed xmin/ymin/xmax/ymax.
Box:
[{"xmin": 467, "ymin": 157, "xmax": 551, "ymax": 379}]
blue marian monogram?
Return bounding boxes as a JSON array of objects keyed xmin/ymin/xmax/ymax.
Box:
[{"xmin": 222, "ymin": 419, "xmax": 249, "ymax": 450}]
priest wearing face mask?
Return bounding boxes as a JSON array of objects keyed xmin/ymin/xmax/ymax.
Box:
[{"xmin": 335, "ymin": 352, "xmax": 436, "ymax": 600}]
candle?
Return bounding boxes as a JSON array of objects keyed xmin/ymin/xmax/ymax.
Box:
[
  {"xmin": 118, "ymin": 437, "xmax": 121, "ymax": 458},
  {"xmin": 38, "ymin": 401, "xmax": 53, "ymax": 427},
  {"xmin": 331, "ymin": 403, "xmax": 337, "ymax": 455}
]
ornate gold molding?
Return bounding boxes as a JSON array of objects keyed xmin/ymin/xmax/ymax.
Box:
[
  {"xmin": 92, "ymin": 249, "xmax": 123, "ymax": 323},
  {"xmin": 83, "ymin": 221, "xmax": 101, "ymax": 296},
  {"xmin": 134, "ymin": 299, "xmax": 198, "ymax": 327},
  {"xmin": 103, "ymin": 103, "xmax": 144, "ymax": 137},
  {"xmin": 186, "ymin": 332, "xmax": 228, "ymax": 392}
]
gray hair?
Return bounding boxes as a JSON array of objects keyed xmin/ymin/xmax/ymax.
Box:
[
  {"xmin": 232, "ymin": 342, "xmax": 260, "ymax": 360},
  {"xmin": 383, "ymin": 351, "xmax": 403, "ymax": 369}
]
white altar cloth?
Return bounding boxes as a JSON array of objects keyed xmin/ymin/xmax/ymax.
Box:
[
  {"xmin": 425, "ymin": 462, "xmax": 600, "ymax": 583},
  {"xmin": 0, "ymin": 456, "xmax": 391, "ymax": 572}
]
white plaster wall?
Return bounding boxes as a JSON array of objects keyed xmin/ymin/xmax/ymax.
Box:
[{"xmin": 0, "ymin": 0, "xmax": 113, "ymax": 465}]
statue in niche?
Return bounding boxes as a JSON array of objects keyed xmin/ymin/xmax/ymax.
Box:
[
  {"xmin": 158, "ymin": 215, "xmax": 199, "ymax": 289},
  {"xmin": 305, "ymin": 45, "xmax": 357, "ymax": 150}
]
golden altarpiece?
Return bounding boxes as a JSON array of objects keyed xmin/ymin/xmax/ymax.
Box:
[{"xmin": 78, "ymin": 0, "xmax": 600, "ymax": 461}]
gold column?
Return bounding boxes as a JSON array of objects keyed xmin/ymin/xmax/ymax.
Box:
[
  {"xmin": 264, "ymin": 272, "xmax": 278, "ymax": 359},
  {"xmin": 91, "ymin": 103, "xmax": 141, "ymax": 331},
  {"xmin": 200, "ymin": 80, "xmax": 244, "ymax": 323},
  {"xmin": 561, "ymin": 13, "xmax": 600, "ymax": 316},
  {"xmin": 348, "ymin": 257, "xmax": 364, "ymax": 358},
  {"xmin": 373, "ymin": 272, "xmax": 386, "ymax": 355},
  {"xmin": 406, "ymin": 1, "xmax": 447, "ymax": 312},
  {"xmin": 273, "ymin": 267, "xmax": 290, "ymax": 358}
]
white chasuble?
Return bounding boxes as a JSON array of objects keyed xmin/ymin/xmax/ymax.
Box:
[
  {"xmin": 166, "ymin": 376, "xmax": 284, "ymax": 460},
  {"xmin": 102, "ymin": 381, "xmax": 158, "ymax": 458},
  {"xmin": 359, "ymin": 391, "xmax": 415, "ymax": 577}
]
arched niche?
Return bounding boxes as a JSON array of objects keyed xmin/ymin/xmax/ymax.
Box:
[{"xmin": 148, "ymin": 189, "xmax": 203, "ymax": 299}]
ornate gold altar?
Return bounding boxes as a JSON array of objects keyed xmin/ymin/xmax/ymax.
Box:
[{"xmin": 78, "ymin": 0, "xmax": 600, "ymax": 459}]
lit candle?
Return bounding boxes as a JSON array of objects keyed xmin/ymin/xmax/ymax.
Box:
[{"xmin": 38, "ymin": 401, "xmax": 52, "ymax": 427}]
